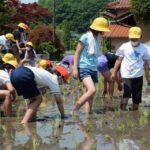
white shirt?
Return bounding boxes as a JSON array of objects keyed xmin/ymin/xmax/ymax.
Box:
[
  {"xmin": 116, "ymin": 41, "xmax": 149, "ymax": 78},
  {"xmin": 26, "ymin": 66, "xmax": 60, "ymax": 93},
  {"xmin": 0, "ymin": 70, "xmax": 10, "ymax": 86},
  {"xmin": 0, "ymin": 35, "xmax": 8, "ymax": 51}
]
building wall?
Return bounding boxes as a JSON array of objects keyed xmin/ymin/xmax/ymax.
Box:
[
  {"xmin": 138, "ymin": 22, "xmax": 150, "ymax": 43},
  {"xmin": 111, "ymin": 38, "xmax": 128, "ymax": 51}
]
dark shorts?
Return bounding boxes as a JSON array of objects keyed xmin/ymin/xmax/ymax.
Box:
[
  {"xmin": 122, "ymin": 77, "xmax": 143, "ymax": 104},
  {"xmin": 78, "ymin": 68, "xmax": 98, "ymax": 83},
  {"xmin": 10, "ymin": 66, "xmax": 40, "ymax": 99}
]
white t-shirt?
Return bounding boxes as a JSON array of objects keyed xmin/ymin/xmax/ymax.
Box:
[
  {"xmin": 0, "ymin": 35, "xmax": 8, "ymax": 51},
  {"xmin": 26, "ymin": 66, "xmax": 60, "ymax": 93},
  {"xmin": 0, "ymin": 70, "xmax": 10, "ymax": 86},
  {"xmin": 116, "ymin": 41, "xmax": 149, "ymax": 78}
]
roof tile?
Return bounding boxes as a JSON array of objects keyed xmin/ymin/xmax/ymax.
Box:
[{"xmin": 103, "ymin": 24, "xmax": 130, "ymax": 38}]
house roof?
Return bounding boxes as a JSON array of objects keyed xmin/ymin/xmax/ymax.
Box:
[
  {"xmin": 103, "ymin": 10, "xmax": 130, "ymax": 19},
  {"xmin": 103, "ymin": 24, "xmax": 130, "ymax": 38},
  {"xmin": 106, "ymin": 0, "xmax": 130, "ymax": 9}
]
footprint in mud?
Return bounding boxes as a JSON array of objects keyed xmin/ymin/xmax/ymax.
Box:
[{"xmin": 33, "ymin": 114, "xmax": 72, "ymax": 122}]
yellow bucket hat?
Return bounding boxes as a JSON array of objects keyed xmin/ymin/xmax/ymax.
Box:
[
  {"xmin": 128, "ymin": 27, "xmax": 142, "ymax": 39},
  {"xmin": 26, "ymin": 41, "xmax": 33, "ymax": 47},
  {"xmin": 5, "ymin": 60, "xmax": 18, "ymax": 68},
  {"xmin": 90, "ymin": 17, "xmax": 110, "ymax": 32},
  {"xmin": 18, "ymin": 23, "xmax": 29, "ymax": 30},
  {"xmin": 2, "ymin": 53, "xmax": 16, "ymax": 62},
  {"xmin": 5, "ymin": 33, "xmax": 15, "ymax": 42},
  {"xmin": 38, "ymin": 60, "xmax": 48, "ymax": 69}
]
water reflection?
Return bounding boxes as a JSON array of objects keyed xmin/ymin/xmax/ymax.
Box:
[{"xmin": 1, "ymin": 81, "xmax": 150, "ymax": 149}]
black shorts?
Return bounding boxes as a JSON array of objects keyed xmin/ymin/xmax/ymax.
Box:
[
  {"xmin": 122, "ymin": 77, "xmax": 143, "ymax": 104},
  {"xmin": 10, "ymin": 66, "xmax": 40, "ymax": 99}
]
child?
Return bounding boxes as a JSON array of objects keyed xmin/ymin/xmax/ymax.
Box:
[
  {"xmin": 97, "ymin": 52, "xmax": 122, "ymax": 96},
  {"xmin": 20, "ymin": 41, "xmax": 37, "ymax": 66},
  {"xmin": 13, "ymin": 22, "xmax": 29, "ymax": 59},
  {"xmin": 10, "ymin": 65, "xmax": 68, "ymax": 124},
  {"xmin": 38, "ymin": 59, "xmax": 53, "ymax": 70},
  {"xmin": 0, "ymin": 54, "xmax": 18, "ymax": 116},
  {"xmin": 0, "ymin": 33, "xmax": 16, "ymax": 54},
  {"xmin": 111, "ymin": 27, "xmax": 150, "ymax": 110},
  {"xmin": 61, "ymin": 55, "xmax": 74, "ymax": 74},
  {"xmin": 72, "ymin": 17, "xmax": 110, "ymax": 114}
]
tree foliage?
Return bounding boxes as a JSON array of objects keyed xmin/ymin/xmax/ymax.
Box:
[
  {"xmin": 39, "ymin": 0, "xmax": 113, "ymax": 33},
  {"xmin": 29, "ymin": 25, "xmax": 65, "ymax": 59},
  {"xmin": 131, "ymin": 0, "xmax": 150, "ymax": 22},
  {"xmin": 0, "ymin": 0, "xmax": 52, "ymax": 33}
]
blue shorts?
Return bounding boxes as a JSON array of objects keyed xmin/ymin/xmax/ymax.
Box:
[
  {"xmin": 78, "ymin": 68, "xmax": 98, "ymax": 83},
  {"xmin": 10, "ymin": 66, "xmax": 40, "ymax": 99},
  {"xmin": 97, "ymin": 55, "xmax": 109, "ymax": 72}
]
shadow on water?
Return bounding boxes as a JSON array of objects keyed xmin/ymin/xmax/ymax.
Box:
[{"xmin": 1, "ymin": 80, "xmax": 150, "ymax": 149}]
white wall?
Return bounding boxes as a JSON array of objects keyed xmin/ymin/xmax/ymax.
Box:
[{"xmin": 111, "ymin": 38, "xmax": 128, "ymax": 51}]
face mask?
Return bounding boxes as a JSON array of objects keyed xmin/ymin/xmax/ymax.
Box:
[{"xmin": 131, "ymin": 41, "xmax": 139, "ymax": 47}]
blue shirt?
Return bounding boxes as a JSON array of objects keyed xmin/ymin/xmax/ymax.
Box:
[{"xmin": 78, "ymin": 33, "xmax": 101, "ymax": 71}]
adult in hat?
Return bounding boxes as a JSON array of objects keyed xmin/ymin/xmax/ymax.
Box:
[
  {"xmin": 72, "ymin": 17, "xmax": 110, "ymax": 114},
  {"xmin": 111, "ymin": 26, "xmax": 150, "ymax": 110}
]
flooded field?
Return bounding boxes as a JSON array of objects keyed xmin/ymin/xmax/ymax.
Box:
[{"xmin": 1, "ymin": 78, "xmax": 150, "ymax": 150}]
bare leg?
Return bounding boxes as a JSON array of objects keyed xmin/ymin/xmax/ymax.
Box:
[
  {"xmin": 101, "ymin": 71, "xmax": 114, "ymax": 97},
  {"xmin": 0, "ymin": 90, "xmax": 12, "ymax": 117},
  {"xmin": 102, "ymin": 78, "xmax": 108, "ymax": 96},
  {"xmin": 73, "ymin": 76, "xmax": 96, "ymax": 112},
  {"xmin": 84, "ymin": 95, "xmax": 94, "ymax": 113},
  {"xmin": 132, "ymin": 103, "xmax": 139, "ymax": 111},
  {"xmin": 120, "ymin": 98, "xmax": 128, "ymax": 110},
  {"xmin": 116, "ymin": 72, "xmax": 122, "ymax": 91},
  {"xmin": 21, "ymin": 95, "xmax": 42, "ymax": 124}
]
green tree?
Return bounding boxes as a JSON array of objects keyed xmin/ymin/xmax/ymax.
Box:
[
  {"xmin": 131, "ymin": 0, "xmax": 150, "ymax": 22},
  {"xmin": 56, "ymin": 20, "xmax": 71, "ymax": 50},
  {"xmin": 39, "ymin": 0, "xmax": 113, "ymax": 33}
]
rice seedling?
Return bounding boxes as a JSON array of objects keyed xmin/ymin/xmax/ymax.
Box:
[
  {"xmin": 32, "ymin": 137, "xmax": 40, "ymax": 150},
  {"xmin": 139, "ymin": 116, "xmax": 148, "ymax": 127},
  {"xmin": 140, "ymin": 137, "xmax": 146, "ymax": 145},
  {"xmin": 118, "ymin": 123, "xmax": 126, "ymax": 134}
]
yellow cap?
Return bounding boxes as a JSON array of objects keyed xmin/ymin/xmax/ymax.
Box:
[
  {"xmin": 38, "ymin": 60, "xmax": 48, "ymax": 69},
  {"xmin": 5, "ymin": 33, "xmax": 15, "ymax": 42},
  {"xmin": 128, "ymin": 27, "xmax": 142, "ymax": 39},
  {"xmin": 90, "ymin": 17, "xmax": 110, "ymax": 32},
  {"xmin": 18, "ymin": 23, "xmax": 29, "ymax": 30},
  {"xmin": 26, "ymin": 41, "xmax": 33, "ymax": 47},
  {"xmin": 5, "ymin": 60, "xmax": 18, "ymax": 68},
  {"xmin": 2, "ymin": 53, "xmax": 16, "ymax": 62}
]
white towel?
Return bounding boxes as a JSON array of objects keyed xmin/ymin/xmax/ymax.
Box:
[{"xmin": 86, "ymin": 31, "xmax": 102, "ymax": 56}]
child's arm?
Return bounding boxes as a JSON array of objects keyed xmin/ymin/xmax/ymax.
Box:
[
  {"xmin": 19, "ymin": 58, "xmax": 29, "ymax": 66},
  {"xmin": 73, "ymin": 42, "xmax": 83, "ymax": 79},
  {"xmin": 144, "ymin": 60, "xmax": 150, "ymax": 85},
  {"xmin": 6, "ymin": 82, "xmax": 16, "ymax": 101},
  {"xmin": 54, "ymin": 94, "xmax": 65, "ymax": 118},
  {"xmin": 111, "ymin": 57, "xmax": 122, "ymax": 81}
]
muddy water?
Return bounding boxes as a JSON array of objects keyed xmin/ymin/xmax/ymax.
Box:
[{"xmin": 0, "ymin": 80, "xmax": 150, "ymax": 150}]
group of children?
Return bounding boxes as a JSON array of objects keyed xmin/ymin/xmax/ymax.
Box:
[
  {"xmin": 0, "ymin": 17, "xmax": 150, "ymax": 124},
  {"xmin": 0, "ymin": 53, "xmax": 70, "ymax": 123},
  {"xmin": 0, "ymin": 22, "xmax": 37, "ymax": 65}
]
